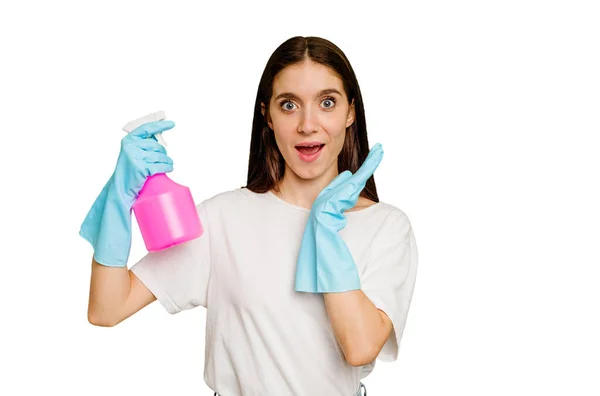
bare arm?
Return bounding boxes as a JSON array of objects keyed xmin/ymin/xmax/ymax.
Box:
[
  {"xmin": 324, "ymin": 290, "xmax": 393, "ymax": 366},
  {"xmin": 87, "ymin": 256, "xmax": 156, "ymax": 327}
]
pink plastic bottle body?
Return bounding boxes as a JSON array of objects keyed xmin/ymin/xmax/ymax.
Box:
[{"xmin": 132, "ymin": 173, "xmax": 203, "ymax": 251}]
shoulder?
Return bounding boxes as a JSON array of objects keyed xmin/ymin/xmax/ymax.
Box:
[
  {"xmin": 366, "ymin": 200, "xmax": 414, "ymax": 241},
  {"xmin": 349, "ymin": 197, "xmax": 409, "ymax": 225},
  {"xmin": 380, "ymin": 202, "xmax": 411, "ymax": 224}
]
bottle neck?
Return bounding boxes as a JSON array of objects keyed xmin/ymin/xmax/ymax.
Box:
[{"xmin": 138, "ymin": 173, "xmax": 174, "ymax": 195}]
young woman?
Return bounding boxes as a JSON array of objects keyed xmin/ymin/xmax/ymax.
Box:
[{"xmin": 82, "ymin": 36, "xmax": 418, "ymax": 396}]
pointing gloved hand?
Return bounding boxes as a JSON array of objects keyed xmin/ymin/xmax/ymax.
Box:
[
  {"xmin": 79, "ymin": 120, "xmax": 175, "ymax": 267},
  {"xmin": 295, "ymin": 143, "xmax": 384, "ymax": 293}
]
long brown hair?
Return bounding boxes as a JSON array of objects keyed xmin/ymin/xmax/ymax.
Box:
[{"xmin": 244, "ymin": 36, "xmax": 379, "ymax": 203}]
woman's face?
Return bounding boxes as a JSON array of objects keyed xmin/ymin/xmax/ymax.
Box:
[{"xmin": 261, "ymin": 60, "xmax": 355, "ymax": 181}]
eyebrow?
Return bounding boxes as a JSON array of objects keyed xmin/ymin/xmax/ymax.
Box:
[{"xmin": 274, "ymin": 88, "xmax": 342, "ymax": 102}]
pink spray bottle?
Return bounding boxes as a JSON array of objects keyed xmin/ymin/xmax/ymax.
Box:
[{"xmin": 122, "ymin": 111, "xmax": 203, "ymax": 251}]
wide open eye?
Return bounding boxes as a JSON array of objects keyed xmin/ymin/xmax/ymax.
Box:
[
  {"xmin": 280, "ymin": 100, "xmax": 297, "ymax": 111},
  {"xmin": 321, "ymin": 96, "xmax": 337, "ymax": 109}
]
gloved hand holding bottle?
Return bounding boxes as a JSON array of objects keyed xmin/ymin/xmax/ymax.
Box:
[
  {"xmin": 79, "ymin": 120, "xmax": 176, "ymax": 267},
  {"xmin": 295, "ymin": 143, "xmax": 384, "ymax": 293}
]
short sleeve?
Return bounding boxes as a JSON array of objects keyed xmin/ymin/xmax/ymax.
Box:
[
  {"xmin": 360, "ymin": 210, "xmax": 418, "ymax": 362},
  {"xmin": 130, "ymin": 202, "xmax": 211, "ymax": 314}
]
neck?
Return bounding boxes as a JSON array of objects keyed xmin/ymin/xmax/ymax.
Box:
[{"xmin": 274, "ymin": 162, "xmax": 339, "ymax": 210}]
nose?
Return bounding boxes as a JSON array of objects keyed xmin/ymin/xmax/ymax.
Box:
[{"xmin": 298, "ymin": 106, "xmax": 319, "ymax": 135}]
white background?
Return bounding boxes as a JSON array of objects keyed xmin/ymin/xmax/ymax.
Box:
[{"xmin": 1, "ymin": 0, "xmax": 598, "ymax": 394}]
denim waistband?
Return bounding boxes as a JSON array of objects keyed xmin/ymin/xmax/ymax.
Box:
[{"xmin": 213, "ymin": 381, "xmax": 367, "ymax": 396}]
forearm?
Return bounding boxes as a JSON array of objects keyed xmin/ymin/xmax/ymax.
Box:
[
  {"xmin": 88, "ymin": 256, "xmax": 131, "ymax": 326},
  {"xmin": 323, "ymin": 290, "xmax": 388, "ymax": 366}
]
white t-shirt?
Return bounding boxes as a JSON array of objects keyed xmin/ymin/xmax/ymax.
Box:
[{"xmin": 131, "ymin": 187, "xmax": 418, "ymax": 396}]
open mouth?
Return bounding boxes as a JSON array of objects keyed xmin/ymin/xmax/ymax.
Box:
[
  {"xmin": 295, "ymin": 144, "xmax": 325, "ymax": 162},
  {"xmin": 295, "ymin": 144, "xmax": 324, "ymax": 155}
]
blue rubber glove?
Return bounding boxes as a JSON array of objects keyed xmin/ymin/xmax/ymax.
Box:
[
  {"xmin": 79, "ymin": 120, "xmax": 175, "ymax": 267},
  {"xmin": 295, "ymin": 143, "xmax": 384, "ymax": 293}
]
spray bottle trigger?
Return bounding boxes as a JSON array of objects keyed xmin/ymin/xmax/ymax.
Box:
[
  {"xmin": 154, "ymin": 132, "xmax": 167, "ymax": 147},
  {"xmin": 122, "ymin": 110, "xmax": 168, "ymax": 146}
]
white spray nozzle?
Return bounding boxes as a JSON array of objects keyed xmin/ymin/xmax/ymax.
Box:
[{"xmin": 122, "ymin": 110, "xmax": 168, "ymax": 146}]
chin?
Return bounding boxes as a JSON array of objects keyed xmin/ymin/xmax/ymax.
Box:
[
  {"xmin": 292, "ymin": 166, "xmax": 322, "ymax": 181},
  {"xmin": 290, "ymin": 160, "xmax": 334, "ymax": 182}
]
